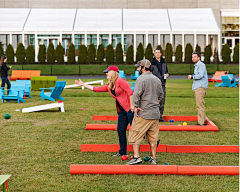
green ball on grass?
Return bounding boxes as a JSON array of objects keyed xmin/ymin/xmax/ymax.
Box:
[{"xmin": 4, "ymin": 113, "xmax": 11, "ymax": 119}]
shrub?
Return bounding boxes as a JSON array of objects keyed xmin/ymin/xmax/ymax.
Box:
[
  {"xmin": 221, "ymin": 43, "xmax": 231, "ymax": 64},
  {"xmin": 0, "ymin": 42, "xmax": 4, "ymax": 57},
  {"xmin": 88, "ymin": 44, "xmax": 96, "ymax": 64},
  {"xmin": 213, "ymin": 48, "xmax": 219, "ymax": 64},
  {"xmin": 145, "ymin": 43, "xmax": 153, "ymax": 61},
  {"xmin": 16, "ymin": 43, "xmax": 26, "ymax": 64},
  {"xmin": 195, "ymin": 44, "xmax": 201, "ymax": 54},
  {"xmin": 175, "ymin": 44, "xmax": 183, "ymax": 63},
  {"xmin": 25, "ymin": 45, "xmax": 35, "ymax": 64},
  {"xmin": 165, "ymin": 43, "xmax": 173, "ymax": 63},
  {"xmin": 47, "ymin": 42, "xmax": 55, "ymax": 64},
  {"xmin": 204, "ymin": 44, "xmax": 212, "ymax": 64},
  {"xmin": 126, "ymin": 45, "xmax": 134, "ymax": 64},
  {"xmin": 38, "ymin": 44, "xmax": 46, "ymax": 64},
  {"xmin": 233, "ymin": 43, "xmax": 239, "ymax": 64},
  {"xmin": 136, "ymin": 43, "xmax": 144, "ymax": 62},
  {"xmin": 67, "ymin": 43, "xmax": 75, "ymax": 64},
  {"xmin": 5, "ymin": 44, "xmax": 14, "ymax": 64},
  {"xmin": 96, "ymin": 44, "xmax": 105, "ymax": 64},
  {"xmin": 56, "ymin": 43, "xmax": 64, "ymax": 64},
  {"xmin": 106, "ymin": 44, "xmax": 114, "ymax": 64},
  {"xmin": 78, "ymin": 44, "xmax": 87, "ymax": 64},
  {"xmin": 115, "ymin": 42, "xmax": 123, "ymax": 64},
  {"xmin": 184, "ymin": 43, "xmax": 193, "ymax": 63},
  {"xmin": 156, "ymin": 45, "xmax": 163, "ymax": 56}
]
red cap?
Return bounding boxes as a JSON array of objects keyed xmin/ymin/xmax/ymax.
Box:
[{"xmin": 103, "ymin": 66, "xmax": 119, "ymax": 73}]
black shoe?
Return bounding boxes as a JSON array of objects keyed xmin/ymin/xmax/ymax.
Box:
[
  {"xmin": 196, "ymin": 123, "xmax": 206, "ymax": 126},
  {"xmin": 159, "ymin": 119, "xmax": 166, "ymax": 122}
]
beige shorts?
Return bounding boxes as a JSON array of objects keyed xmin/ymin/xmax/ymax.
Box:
[{"xmin": 128, "ymin": 117, "xmax": 159, "ymax": 145}]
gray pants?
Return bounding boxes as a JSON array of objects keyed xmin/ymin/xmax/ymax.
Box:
[{"xmin": 159, "ymin": 85, "xmax": 166, "ymax": 120}]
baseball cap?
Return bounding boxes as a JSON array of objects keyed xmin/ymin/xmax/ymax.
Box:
[
  {"xmin": 103, "ymin": 66, "xmax": 119, "ymax": 73},
  {"xmin": 134, "ymin": 59, "xmax": 151, "ymax": 68}
]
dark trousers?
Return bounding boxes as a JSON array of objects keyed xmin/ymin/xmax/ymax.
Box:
[
  {"xmin": 1, "ymin": 77, "xmax": 11, "ymax": 93},
  {"xmin": 117, "ymin": 109, "xmax": 134, "ymax": 155},
  {"xmin": 159, "ymin": 85, "xmax": 166, "ymax": 119}
]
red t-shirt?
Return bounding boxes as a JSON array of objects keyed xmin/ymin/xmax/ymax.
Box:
[{"xmin": 93, "ymin": 77, "xmax": 133, "ymax": 114}]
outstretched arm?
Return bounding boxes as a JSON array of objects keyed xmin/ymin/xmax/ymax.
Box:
[{"xmin": 75, "ymin": 79, "xmax": 94, "ymax": 91}]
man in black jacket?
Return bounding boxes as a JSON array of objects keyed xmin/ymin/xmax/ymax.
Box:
[{"xmin": 151, "ymin": 49, "xmax": 169, "ymax": 122}]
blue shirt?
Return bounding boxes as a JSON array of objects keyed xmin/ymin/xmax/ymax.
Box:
[
  {"xmin": 154, "ymin": 58, "xmax": 162, "ymax": 74},
  {"xmin": 192, "ymin": 60, "xmax": 208, "ymax": 90}
]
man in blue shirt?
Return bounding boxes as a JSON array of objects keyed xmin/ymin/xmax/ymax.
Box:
[{"xmin": 188, "ymin": 52, "xmax": 208, "ymax": 125}]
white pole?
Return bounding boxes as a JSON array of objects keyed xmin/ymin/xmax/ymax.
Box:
[
  {"xmin": 35, "ymin": 31, "xmax": 38, "ymax": 62},
  {"xmin": 182, "ymin": 32, "xmax": 185, "ymax": 61},
  {"xmin": 146, "ymin": 31, "xmax": 148, "ymax": 48},
  {"xmin": 134, "ymin": 32, "xmax": 136, "ymax": 62},
  {"xmin": 121, "ymin": 32, "xmax": 124, "ymax": 51},
  {"xmin": 85, "ymin": 32, "xmax": 87, "ymax": 46},
  {"xmin": 206, "ymin": 32, "xmax": 209, "ymax": 46},
  {"xmin": 109, "ymin": 32, "xmax": 112, "ymax": 44},
  {"xmin": 97, "ymin": 32, "xmax": 99, "ymax": 47},
  {"xmin": 158, "ymin": 33, "xmax": 160, "ymax": 45},
  {"xmin": 194, "ymin": 32, "xmax": 197, "ymax": 51}
]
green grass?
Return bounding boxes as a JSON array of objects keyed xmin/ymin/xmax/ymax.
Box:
[
  {"xmin": 8, "ymin": 63, "xmax": 239, "ymax": 75},
  {"xmin": 0, "ymin": 79, "xmax": 239, "ymax": 191}
]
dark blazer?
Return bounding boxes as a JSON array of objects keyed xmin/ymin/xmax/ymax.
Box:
[
  {"xmin": 151, "ymin": 57, "xmax": 168, "ymax": 86},
  {"xmin": 1, "ymin": 62, "xmax": 10, "ymax": 77}
]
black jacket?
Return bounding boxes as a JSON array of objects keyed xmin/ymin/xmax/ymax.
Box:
[
  {"xmin": 151, "ymin": 57, "xmax": 168, "ymax": 86},
  {"xmin": 0, "ymin": 62, "xmax": 10, "ymax": 77}
]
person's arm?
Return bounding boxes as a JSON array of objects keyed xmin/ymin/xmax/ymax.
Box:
[
  {"xmin": 75, "ymin": 79, "xmax": 109, "ymax": 92},
  {"xmin": 75, "ymin": 79, "xmax": 94, "ymax": 91},
  {"xmin": 118, "ymin": 78, "xmax": 134, "ymax": 96},
  {"xmin": 165, "ymin": 63, "xmax": 169, "ymax": 78},
  {"xmin": 129, "ymin": 95, "xmax": 134, "ymax": 113},
  {"xmin": 193, "ymin": 64, "xmax": 205, "ymax": 80},
  {"xmin": 2, "ymin": 63, "xmax": 10, "ymax": 72},
  {"xmin": 157, "ymin": 80, "xmax": 164, "ymax": 102}
]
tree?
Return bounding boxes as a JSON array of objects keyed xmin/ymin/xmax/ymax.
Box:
[
  {"xmin": 136, "ymin": 43, "xmax": 144, "ymax": 62},
  {"xmin": 0, "ymin": 42, "xmax": 4, "ymax": 57},
  {"xmin": 5, "ymin": 44, "xmax": 14, "ymax": 64},
  {"xmin": 165, "ymin": 43, "xmax": 173, "ymax": 63},
  {"xmin": 25, "ymin": 45, "xmax": 35, "ymax": 64},
  {"xmin": 16, "ymin": 43, "xmax": 26, "ymax": 64},
  {"xmin": 67, "ymin": 43, "xmax": 75, "ymax": 64},
  {"xmin": 204, "ymin": 44, "xmax": 212, "ymax": 64},
  {"xmin": 195, "ymin": 44, "xmax": 201, "ymax": 55},
  {"xmin": 184, "ymin": 43, "xmax": 193, "ymax": 63},
  {"xmin": 115, "ymin": 42, "xmax": 123, "ymax": 64},
  {"xmin": 213, "ymin": 48, "xmax": 219, "ymax": 64},
  {"xmin": 145, "ymin": 43, "xmax": 153, "ymax": 61},
  {"xmin": 96, "ymin": 44, "xmax": 105, "ymax": 64},
  {"xmin": 38, "ymin": 44, "xmax": 46, "ymax": 64},
  {"xmin": 156, "ymin": 45, "xmax": 163, "ymax": 56},
  {"xmin": 106, "ymin": 44, "xmax": 114, "ymax": 64},
  {"xmin": 126, "ymin": 45, "xmax": 134, "ymax": 64},
  {"xmin": 175, "ymin": 44, "xmax": 183, "ymax": 63},
  {"xmin": 56, "ymin": 43, "xmax": 64, "ymax": 64},
  {"xmin": 87, "ymin": 44, "xmax": 96, "ymax": 64},
  {"xmin": 78, "ymin": 44, "xmax": 87, "ymax": 64},
  {"xmin": 221, "ymin": 43, "xmax": 231, "ymax": 64},
  {"xmin": 47, "ymin": 42, "xmax": 55, "ymax": 64},
  {"xmin": 233, "ymin": 43, "xmax": 239, "ymax": 64}
]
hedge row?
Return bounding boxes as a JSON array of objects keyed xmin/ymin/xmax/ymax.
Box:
[{"xmin": 1, "ymin": 41, "xmax": 239, "ymax": 64}]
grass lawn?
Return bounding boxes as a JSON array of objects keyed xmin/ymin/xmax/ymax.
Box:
[{"xmin": 0, "ymin": 79, "xmax": 239, "ymax": 191}]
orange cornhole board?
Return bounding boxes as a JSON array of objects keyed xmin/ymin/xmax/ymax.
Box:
[
  {"xmin": 208, "ymin": 71, "xmax": 228, "ymax": 82},
  {"xmin": 70, "ymin": 165, "xmax": 239, "ymax": 175},
  {"xmin": 88, "ymin": 116, "xmax": 219, "ymax": 132},
  {"xmin": 81, "ymin": 144, "xmax": 239, "ymax": 153}
]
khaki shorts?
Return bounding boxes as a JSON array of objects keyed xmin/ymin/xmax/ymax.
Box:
[{"xmin": 128, "ymin": 117, "xmax": 159, "ymax": 145}]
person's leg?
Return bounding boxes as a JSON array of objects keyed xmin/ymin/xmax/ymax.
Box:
[
  {"xmin": 1, "ymin": 77, "xmax": 6, "ymax": 88},
  {"xmin": 6, "ymin": 77, "xmax": 11, "ymax": 90},
  {"xmin": 127, "ymin": 109, "xmax": 134, "ymax": 126},
  {"xmin": 132, "ymin": 144, "xmax": 140, "ymax": 157},
  {"xmin": 116, "ymin": 110, "xmax": 128, "ymax": 155},
  {"xmin": 150, "ymin": 144, "xmax": 157, "ymax": 158},
  {"xmin": 159, "ymin": 85, "xmax": 166, "ymax": 121},
  {"xmin": 146, "ymin": 120, "xmax": 159, "ymax": 160},
  {"xmin": 194, "ymin": 88, "xmax": 207, "ymax": 125}
]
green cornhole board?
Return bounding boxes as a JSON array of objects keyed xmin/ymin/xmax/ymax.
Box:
[
  {"xmin": 0, "ymin": 175, "xmax": 11, "ymax": 192},
  {"xmin": 31, "ymin": 76, "xmax": 57, "ymax": 91}
]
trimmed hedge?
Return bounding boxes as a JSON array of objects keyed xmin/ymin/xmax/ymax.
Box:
[
  {"xmin": 88, "ymin": 44, "xmax": 96, "ymax": 64},
  {"xmin": 96, "ymin": 44, "xmax": 105, "ymax": 64},
  {"xmin": 0, "ymin": 42, "xmax": 4, "ymax": 57},
  {"xmin": 26, "ymin": 45, "xmax": 35, "ymax": 64},
  {"xmin": 78, "ymin": 44, "xmax": 87, "ymax": 64},
  {"xmin": 213, "ymin": 48, "xmax": 219, "ymax": 64},
  {"xmin": 106, "ymin": 44, "xmax": 114, "ymax": 64},
  {"xmin": 204, "ymin": 44, "xmax": 212, "ymax": 64},
  {"xmin": 145, "ymin": 43, "xmax": 153, "ymax": 61},
  {"xmin": 56, "ymin": 43, "xmax": 64, "ymax": 64},
  {"xmin": 221, "ymin": 43, "xmax": 231, "ymax": 64},
  {"xmin": 165, "ymin": 43, "xmax": 173, "ymax": 63},
  {"xmin": 136, "ymin": 43, "xmax": 144, "ymax": 62},
  {"xmin": 126, "ymin": 45, "xmax": 134, "ymax": 64},
  {"xmin": 16, "ymin": 43, "xmax": 26, "ymax": 64},
  {"xmin": 195, "ymin": 44, "xmax": 201, "ymax": 54},
  {"xmin": 115, "ymin": 42, "xmax": 123, "ymax": 64},
  {"xmin": 47, "ymin": 42, "xmax": 55, "ymax": 64},
  {"xmin": 68, "ymin": 43, "xmax": 75, "ymax": 64},
  {"xmin": 5, "ymin": 44, "xmax": 14, "ymax": 64},
  {"xmin": 184, "ymin": 43, "xmax": 193, "ymax": 63},
  {"xmin": 38, "ymin": 44, "xmax": 46, "ymax": 64},
  {"xmin": 175, "ymin": 44, "xmax": 183, "ymax": 63},
  {"xmin": 233, "ymin": 43, "xmax": 239, "ymax": 64}
]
